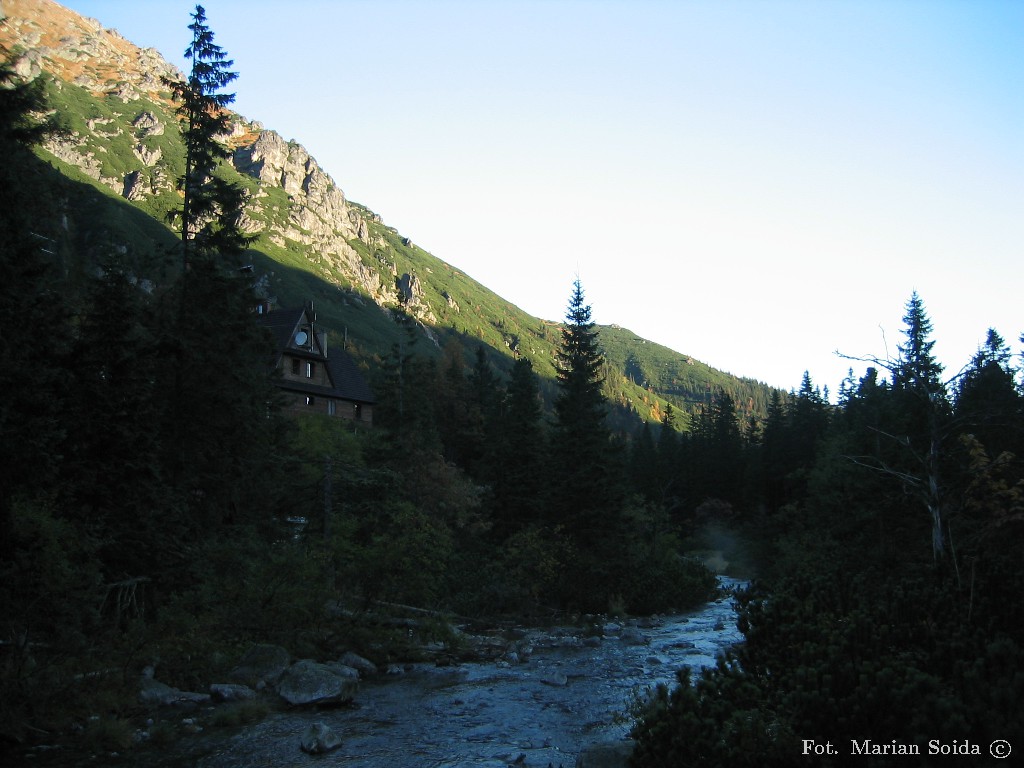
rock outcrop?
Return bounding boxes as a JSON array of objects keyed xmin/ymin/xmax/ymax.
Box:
[
  {"xmin": 230, "ymin": 129, "xmax": 399, "ymax": 306},
  {"xmin": 396, "ymin": 272, "xmax": 437, "ymax": 324}
]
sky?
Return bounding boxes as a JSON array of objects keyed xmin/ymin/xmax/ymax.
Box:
[{"xmin": 61, "ymin": 0, "xmax": 1023, "ymax": 394}]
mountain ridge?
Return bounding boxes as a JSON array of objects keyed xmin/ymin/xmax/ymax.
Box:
[{"xmin": 1, "ymin": 0, "xmax": 782, "ymax": 430}]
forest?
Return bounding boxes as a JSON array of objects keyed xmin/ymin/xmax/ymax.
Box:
[{"xmin": 3, "ymin": 9, "xmax": 1024, "ymax": 764}]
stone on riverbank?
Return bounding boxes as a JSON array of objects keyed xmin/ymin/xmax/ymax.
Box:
[
  {"xmin": 299, "ymin": 721, "xmax": 343, "ymax": 754},
  {"xmin": 209, "ymin": 683, "xmax": 256, "ymax": 702},
  {"xmin": 339, "ymin": 651, "xmax": 378, "ymax": 678},
  {"xmin": 229, "ymin": 644, "xmax": 290, "ymax": 690},
  {"xmin": 277, "ymin": 659, "xmax": 359, "ymax": 706},
  {"xmin": 138, "ymin": 674, "xmax": 209, "ymax": 706},
  {"xmin": 618, "ymin": 628, "xmax": 647, "ymax": 645},
  {"xmin": 540, "ymin": 671, "xmax": 568, "ymax": 687}
]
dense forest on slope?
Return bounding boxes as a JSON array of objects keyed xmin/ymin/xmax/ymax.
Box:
[{"xmin": 3, "ymin": 4, "xmax": 1023, "ymax": 765}]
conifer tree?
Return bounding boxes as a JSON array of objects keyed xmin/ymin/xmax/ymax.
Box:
[
  {"xmin": 554, "ymin": 279, "xmax": 607, "ymax": 427},
  {"xmin": 547, "ymin": 280, "xmax": 626, "ymax": 605},
  {"xmin": 373, "ymin": 314, "xmax": 441, "ymax": 454},
  {"xmin": 0, "ymin": 59, "xmax": 68, "ymax": 558},
  {"xmin": 658, "ymin": 408, "xmax": 689, "ymax": 509},
  {"xmin": 954, "ymin": 329, "xmax": 1022, "ymax": 458},
  {"xmin": 787, "ymin": 372, "xmax": 830, "ymax": 486},
  {"xmin": 689, "ymin": 390, "xmax": 744, "ymax": 503},
  {"xmin": 493, "ymin": 357, "xmax": 545, "ymax": 535},
  {"xmin": 165, "ymin": 4, "xmax": 252, "ymax": 271},
  {"xmin": 549, "ymin": 279, "xmax": 616, "ymax": 528},
  {"xmin": 437, "ymin": 339, "xmax": 473, "ymax": 466},
  {"xmin": 894, "ymin": 291, "xmax": 944, "ymax": 394},
  {"xmin": 759, "ymin": 389, "xmax": 789, "ymax": 511},
  {"xmin": 629, "ymin": 422, "xmax": 657, "ymax": 500},
  {"xmin": 893, "ymin": 293, "xmax": 951, "ymax": 561},
  {"xmin": 63, "ymin": 264, "xmax": 166, "ymax": 579},
  {"xmin": 156, "ymin": 9, "xmax": 283, "ymax": 538},
  {"xmin": 839, "ymin": 293, "xmax": 955, "ymax": 562}
]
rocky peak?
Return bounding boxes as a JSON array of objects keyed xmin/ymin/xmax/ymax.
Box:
[{"xmin": 1, "ymin": 0, "xmax": 183, "ymax": 99}]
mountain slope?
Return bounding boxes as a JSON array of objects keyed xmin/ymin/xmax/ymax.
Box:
[{"xmin": 1, "ymin": 0, "xmax": 780, "ymax": 430}]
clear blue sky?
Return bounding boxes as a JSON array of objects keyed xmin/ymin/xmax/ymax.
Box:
[{"xmin": 62, "ymin": 0, "xmax": 1023, "ymax": 393}]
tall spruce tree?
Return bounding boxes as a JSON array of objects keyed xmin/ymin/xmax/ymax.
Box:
[
  {"xmin": 165, "ymin": 4, "xmax": 252, "ymax": 271},
  {"xmin": 0, "ymin": 59, "xmax": 68, "ymax": 558},
  {"xmin": 894, "ymin": 292, "xmax": 951, "ymax": 561},
  {"xmin": 839, "ymin": 293, "xmax": 954, "ymax": 562},
  {"xmin": 156, "ymin": 8, "xmax": 283, "ymax": 539},
  {"xmin": 548, "ymin": 280, "xmax": 625, "ymax": 600}
]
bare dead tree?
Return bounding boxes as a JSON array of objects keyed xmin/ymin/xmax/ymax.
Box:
[{"xmin": 836, "ymin": 347, "xmax": 969, "ymax": 564}]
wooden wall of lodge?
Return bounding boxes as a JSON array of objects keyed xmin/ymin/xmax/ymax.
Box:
[
  {"xmin": 276, "ymin": 353, "xmax": 372, "ymax": 423},
  {"xmin": 281, "ymin": 354, "xmax": 331, "ymax": 388},
  {"xmin": 281, "ymin": 392, "xmax": 373, "ymax": 423}
]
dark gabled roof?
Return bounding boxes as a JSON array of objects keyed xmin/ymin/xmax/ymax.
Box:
[
  {"xmin": 257, "ymin": 307, "xmax": 306, "ymax": 364},
  {"xmin": 326, "ymin": 350, "xmax": 375, "ymax": 404},
  {"xmin": 257, "ymin": 306, "xmax": 375, "ymax": 405}
]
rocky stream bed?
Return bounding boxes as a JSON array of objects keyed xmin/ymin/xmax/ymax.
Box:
[{"xmin": 23, "ymin": 577, "xmax": 746, "ymax": 768}]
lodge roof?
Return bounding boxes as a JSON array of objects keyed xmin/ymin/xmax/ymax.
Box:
[
  {"xmin": 258, "ymin": 306, "xmax": 306, "ymax": 354},
  {"xmin": 257, "ymin": 306, "xmax": 375, "ymax": 405}
]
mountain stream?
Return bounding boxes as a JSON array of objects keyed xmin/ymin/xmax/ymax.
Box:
[
  {"xmin": 11, "ymin": 577, "xmax": 745, "ymax": 768},
  {"xmin": 134, "ymin": 576, "xmax": 746, "ymax": 768}
]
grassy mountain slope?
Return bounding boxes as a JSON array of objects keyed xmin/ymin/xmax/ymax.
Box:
[{"xmin": 3, "ymin": 0, "xmax": 781, "ymax": 431}]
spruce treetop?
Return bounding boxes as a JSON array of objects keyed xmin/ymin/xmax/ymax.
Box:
[
  {"xmin": 895, "ymin": 291, "xmax": 944, "ymax": 393},
  {"xmin": 555, "ymin": 278, "xmax": 605, "ymax": 397}
]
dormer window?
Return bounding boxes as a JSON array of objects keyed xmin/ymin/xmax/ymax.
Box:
[{"xmin": 294, "ymin": 329, "xmax": 309, "ymax": 347}]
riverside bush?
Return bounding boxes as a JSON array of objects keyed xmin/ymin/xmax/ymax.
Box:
[
  {"xmin": 629, "ymin": 572, "xmax": 1024, "ymax": 766},
  {"xmin": 624, "ymin": 552, "xmax": 717, "ymax": 615}
]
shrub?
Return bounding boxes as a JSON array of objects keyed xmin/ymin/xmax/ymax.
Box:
[
  {"xmin": 209, "ymin": 699, "xmax": 270, "ymax": 728},
  {"xmin": 624, "ymin": 552, "xmax": 717, "ymax": 615},
  {"xmin": 81, "ymin": 716, "xmax": 135, "ymax": 753}
]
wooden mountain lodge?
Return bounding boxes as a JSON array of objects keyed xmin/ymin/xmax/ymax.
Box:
[{"xmin": 257, "ymin": 302, "xmax": 375, "ymax": 424}]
